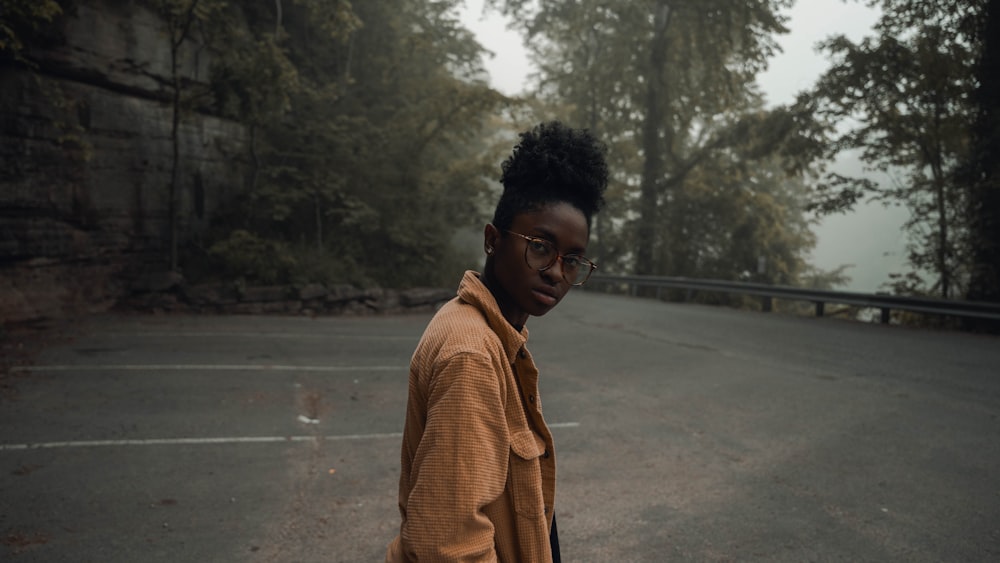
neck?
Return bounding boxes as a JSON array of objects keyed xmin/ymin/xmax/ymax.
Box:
[{"xmin": 481, "ymin": 261, "xmax": 528, "ymax": 329}]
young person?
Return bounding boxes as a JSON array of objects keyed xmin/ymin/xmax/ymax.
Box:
[{"xmin": 386, "ymin": 121, "xmax": 608, "ymax": 562}]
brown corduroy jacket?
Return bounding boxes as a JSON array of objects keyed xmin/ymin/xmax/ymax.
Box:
[{"xmin": 386, "ymin": 271, "xmax": 556, "ymax": 562}]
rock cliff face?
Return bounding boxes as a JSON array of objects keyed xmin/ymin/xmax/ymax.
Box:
[{"xmin": 1, "ymin": 0, "xmax": 248, "ymax": 324}]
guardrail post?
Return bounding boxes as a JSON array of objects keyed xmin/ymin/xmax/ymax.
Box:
[
  {"xmin": 815, "ymin": 302, "xmax": 825, "ymax": 317},
  {"xmin": 880, "ymin": 308, "xmax": 890, "ymax": 324},
  {"xmin": 762, "ymin": 296, "xmax": 773, "ymax": 312}
]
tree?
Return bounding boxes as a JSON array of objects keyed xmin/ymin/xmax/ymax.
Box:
[
  {"xmin": 965, "ymin": 0, "xmax": 1000, "ymax": 310},
  {"xmin": 490, "ymin": 0, "xmax": 821, "ymax": 287},
  {"xmin": 810, "ymin": 0, "xmax": 984, "ymax": 299},
  {"xmin": 149, "ymin": 0, "xmax": 226, "ymax": 272},
  {"xmin": 199, "ymin": 0, "xmax": 506, "ymax": 287},
  {"xmin": 211, "ymin": 28, "xmax": 300, "ymax": 198},
  {"xmin": 495, "ymin": 2, "xmax": 638, "ymax": 268}
]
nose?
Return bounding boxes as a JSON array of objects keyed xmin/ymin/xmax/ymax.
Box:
[{"xmin": 542, "ymin": 256, "xmax": 566, "ymax": 284}]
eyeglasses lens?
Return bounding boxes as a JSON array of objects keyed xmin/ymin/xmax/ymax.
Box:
[
  {"xmin": 523, "ymin": 240, "xmax": 592, "ymax": 286},
  {"xmin": 524, "ymin": 241, "xmax": 554, "ymax": 270}
]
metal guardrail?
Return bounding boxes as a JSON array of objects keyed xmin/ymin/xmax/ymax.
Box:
[{"xmin": 587, "ymin": 273, "xmax": 1000, "ymax": 324}]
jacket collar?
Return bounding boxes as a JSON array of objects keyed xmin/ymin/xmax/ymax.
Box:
[{"xmin": 457, "ymin": 270, "xmax": 528, "ymax": 365}]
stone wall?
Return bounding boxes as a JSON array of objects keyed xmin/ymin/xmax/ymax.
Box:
[
  {"xmin": 1, "ymin": 0, "xmax": 248, "ymax": 325},
  {"xmin": 122, "ymin": 281, "xmax": 456, "ymax": 317}
]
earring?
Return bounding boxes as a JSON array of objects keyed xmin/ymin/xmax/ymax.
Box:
[{"xmin": 485, "ymin": 246, "xmax": 494, "ymax": 255}]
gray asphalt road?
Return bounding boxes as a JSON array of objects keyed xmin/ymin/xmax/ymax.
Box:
[{"xmin": 1, "ymin": 291, "xmax": 998, "ymax": 562}]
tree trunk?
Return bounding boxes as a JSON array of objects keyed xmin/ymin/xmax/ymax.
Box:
[
  {"xmin": 165, "ymin": 0, "xmax": 201, "ymax": 273},
  {"xmin": 314, "ymin": 190, "xmax": 323, "ymax": 252},
  {"xmin": 931, "ymin": 160, "xmax": 950, "ymax": 299},
  {"xmin": 635, "ymin": 2, "xmax": 671, "ymax": 277},
  {"xmin": 588, "ymin": 66, "xmax": 603, "ymax": 265},
  {"xmin": 169, "ymin": 42, "xmax": 181, "ymax": 272},
  {"xmin": 245, "ymin": 124, "xmax": 258, "ymax": 229},
  {"xmin": 275, "ymin": 0, "xmax": 282, "ymax": 36}
]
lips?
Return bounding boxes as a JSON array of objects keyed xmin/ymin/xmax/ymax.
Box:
[{"xmin": 531, "ymin": 287, "xmax": 559, "ymax": 307}]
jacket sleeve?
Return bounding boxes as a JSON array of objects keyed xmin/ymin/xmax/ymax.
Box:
[{"xmin": 400, "ymin": 349, "xmax": 509, "ymax": 562}]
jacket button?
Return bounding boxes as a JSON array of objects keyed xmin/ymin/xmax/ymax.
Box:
[
  {"xmin": 543, "ymin": 450, "xmax": 550, "ymax": 459},
  {"xmin": 519, "ymin": 349, "xmax": 526, "ymax": 359},
  {"xmin": 528, "ymin": 395, "xmax": 535, "ymax": 403}
]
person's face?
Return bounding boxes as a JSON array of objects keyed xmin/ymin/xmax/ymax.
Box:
[{"xmin": 484, "ymin": 201, "xmax": 590, "ymax": 327}]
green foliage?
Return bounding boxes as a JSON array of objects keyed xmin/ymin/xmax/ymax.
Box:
[
  {"xmin": 290, "ymin": 0, "xmax": 361, "ymax": 42},
  {"xmin": 211, "ymin": 33, "xmax": 299, "ymax": 125},
  {"xmin": 0, "ymin": 0, "xmax": 64, "ymax": 60},
  {"xmin": 188, "ymin": 0, "xmax": 506, "ymax": 288},
  {"xmin": 800, "ymin": 264, "xmax": 853, "ymax": 291},
  {"xmin": 207, "ymin": 229, "xmax": 297, "ymax": 285},
  {"xmin": 0, "ymin": 1, "xmax": 95, "ymax": 193}
]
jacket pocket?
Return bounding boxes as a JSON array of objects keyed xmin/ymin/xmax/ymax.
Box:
[{"xmin": 509, "ymin": 429, "xmax": 545, "ymax": 518}]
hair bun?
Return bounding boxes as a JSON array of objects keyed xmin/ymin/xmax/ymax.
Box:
[{"xmin": 493, "ymin": 121, "xmax": 608, "ymax": 230}]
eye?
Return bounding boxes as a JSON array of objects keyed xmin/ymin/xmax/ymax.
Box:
[
  {"xmin": 562, "ymin": 256, "xmax": 582, "ymax": 269},
  {"xmin": 527, "ymin": 239, "xmax": 551, "ymax": 255}
]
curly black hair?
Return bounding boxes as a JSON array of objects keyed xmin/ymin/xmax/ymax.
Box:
[{"xmin": 492, "ymin": 121, "xmax": 608, "ymax": 231}]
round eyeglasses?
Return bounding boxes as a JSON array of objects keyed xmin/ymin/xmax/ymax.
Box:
[{"xmin": 505, "ymin": 231, "xmax": 597, "ymax": 286}]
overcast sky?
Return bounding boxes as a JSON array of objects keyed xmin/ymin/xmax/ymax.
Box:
[{"xmin": 458, "ymin": 0, "xmax": 909, "ymax": 292}]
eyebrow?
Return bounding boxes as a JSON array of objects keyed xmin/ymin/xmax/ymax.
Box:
[{"xmin": 529, "ymin": 227, "xmax": 587, "ymax": 255}]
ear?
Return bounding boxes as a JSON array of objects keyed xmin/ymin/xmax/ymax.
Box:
[{"xmin": 484, "ymin": 223, "xmax": 500, "ymax": 256}]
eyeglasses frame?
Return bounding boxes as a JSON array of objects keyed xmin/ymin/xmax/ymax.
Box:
[{"xmin": 504, "ymin": 230, "xmax": 597, "ymax": 286}]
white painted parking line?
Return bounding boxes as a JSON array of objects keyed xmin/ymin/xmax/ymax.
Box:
[
  {"xmin": 0, "ymin": 423, "xmax": 580, "ymax": 451},
  {"xmin": 11, "ymin": 364, "xmax": 407, "ymax": 373},
  {"xmin": 0, "ymin": 433, "xmax": 400, "ymax": 451},
  {"xmin": 104, "ymin": 331, "xmax": 417, "ymax": 340},
  {"xmin": 549, "ymin": 422, "xmax": 580, "ymax": 429}
]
